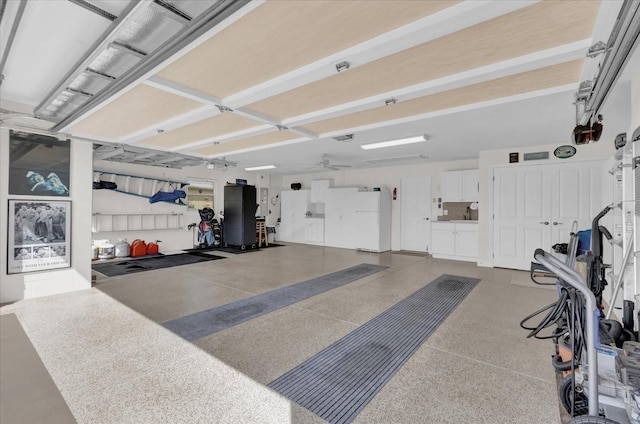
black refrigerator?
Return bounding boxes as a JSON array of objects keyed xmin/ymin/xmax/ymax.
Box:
[{"xmin": 223, "ymin": 185, "xmax": 257, "ymax": 250}]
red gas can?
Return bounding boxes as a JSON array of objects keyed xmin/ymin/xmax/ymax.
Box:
[
  {"xmin": 146, "ymin": 241, "xmax": 159, "ymax": 255},
  {"xmin": 130, "ymin": 239, "xmax": 147, "ymax": 257}
]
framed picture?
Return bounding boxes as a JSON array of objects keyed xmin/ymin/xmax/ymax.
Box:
[
  {"xmin": 9, "ymin": 130, "xmax": 70, "ymax": 196},
  {"xmin": 7, "ymin": 200, "xmax": 71, "ymax": 274}
]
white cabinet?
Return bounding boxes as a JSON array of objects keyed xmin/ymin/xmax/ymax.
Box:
[
  {"xmin": 431, "ymin": 222, "xmax": 478, "ymax": 262},
  {"xmin": 304, "ymin": 218, "xmax": 325, "ymax": 245},
  {"xmin": 354, "ymin": 191, "xmax": 391, "ymax": 252},
  {"xmin": 431, "ymin": 223, "xmax": 455, "ymax": 256},
  {"xmin": 279, "ymin": 190, "xmax": 310, "ymax": 243},
  {"xmin": 462, "ymin": 170, "xmax": 479, "ymax": 201},
  {"xmin": 442, "ymin": 169, "xmax": 479, "ymax": 201},
  {"xmin": 310, "ymin": 179, "xmax": 332, "ymax": 203},
  {"xmin": 325, "ymin": 187, "xmax": 359, "ymax": 249}
]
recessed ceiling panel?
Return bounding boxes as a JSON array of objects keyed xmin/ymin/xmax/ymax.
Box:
[
  {"xmin": 301, "ymin": 60, "xmax": 584, "ymax": 135},
  {"xmin": 137, "ymin": 112, "xmax": 264, "ymax": 149},
  {"xmin": 247, "ymin": 0, "xmax": 600, "ymax": 120},
  {"xmin": 190, "ymin": 130, "xmax": 303, "ymax": 157},
  {"xmin": 67, "ymin": 84, "xmax": 203, "ymax": 139},
  {"xmin": 156, "ymin": 0, "xmax": 458, "ymax": 98}
]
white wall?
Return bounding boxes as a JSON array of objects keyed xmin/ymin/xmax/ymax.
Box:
[
  {"xmin": 92, "ymin": 160, "xmax": 276, "ymax": 253},
  {"xmin": 281, "ymin": 158, "xmax": 478, "ymax": 251},
  {"xmin": 1, "ymin": 129, "xmax": 93, "ymax": 303}
]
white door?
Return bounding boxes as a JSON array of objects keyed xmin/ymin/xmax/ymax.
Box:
[
  {"xmin": 551, "ymin": 162, "xmax": 602, "ymax": 245},
  {"xmin": 493, "ymin": 161, "xmax": 602, "ymax": 270},
  {"xmin": 400, "ymin": 176, "xmax": 432, "ymax": 252},
  {"xmin": 493, "ymin": 166, "xmax": 551, "ymax": 270}
]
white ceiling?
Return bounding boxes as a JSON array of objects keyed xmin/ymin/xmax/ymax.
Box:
[{"xmin": 0, "ymin": 0, "xmax": 636, "ymax": 175}]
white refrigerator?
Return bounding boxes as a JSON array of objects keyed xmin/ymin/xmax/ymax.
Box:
[{"xmin": 354, "ymin": 191, "xmax": 391, "ymax": 252}]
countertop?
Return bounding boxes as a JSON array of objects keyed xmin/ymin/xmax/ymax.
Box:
[{"xmin": 434, "ymin": 220, "xmax": 478, "ymax": 224}]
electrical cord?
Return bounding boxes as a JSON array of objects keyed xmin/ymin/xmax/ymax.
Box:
[{"xmin": 520, "ymin": 289, "xmax": 570, "ymax": 339}]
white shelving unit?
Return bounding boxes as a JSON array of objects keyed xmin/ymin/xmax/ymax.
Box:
[{"xmin": 92, "ymin": 213, "xmax": 183, "ymax": 233}]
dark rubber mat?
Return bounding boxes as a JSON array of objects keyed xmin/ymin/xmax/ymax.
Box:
[
  {"xmin": 92, "ymin": 252, "xmax": 225, "ymax": 277},
  {"xmin": 184, "ymin": 243, "xmax": 285, "ymax": 254},
  {"xmin": 162, "ymin": 263, "xmax": 387, "ymax": 341},
  {"xmin": 268, "ymin": 274, "xmax": 480, "ymax": 424}
]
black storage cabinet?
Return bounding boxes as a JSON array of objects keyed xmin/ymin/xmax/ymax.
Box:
[{"xmin": 223, "ymin": 185, "xmax": 257, "ymax": 250}]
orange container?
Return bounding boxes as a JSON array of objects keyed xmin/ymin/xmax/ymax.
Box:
[
  {"xmin": 146, "ymin": 242, "xmax": 159, "ymax": 255},
  {"xmin": 130, "ymin": 239, "xmax": 147, "ymax": 257}
]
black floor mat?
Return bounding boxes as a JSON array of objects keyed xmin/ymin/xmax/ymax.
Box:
[
  {"xmin": 183, "ymin": 243, "xmax": 285, "ymax": 254},
  {"xmin": 92, "ymin": 252, "xmax": 225, "ymax": 277},
  {"xmin": 162, "ymin": 263, "xmax": 387, "ymax": 341},
  {"xmin": 268, "ymin": 274, "xmax": 480, "ymax": 424}
]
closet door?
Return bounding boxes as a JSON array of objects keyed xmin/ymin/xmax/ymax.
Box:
[
  {"xmin": 493, "ymin": 165, "xmax": 551, "ymax": 270},
  {"xmin": 493, "ymin": 160, "xmax": 602, "ymax": 270}
]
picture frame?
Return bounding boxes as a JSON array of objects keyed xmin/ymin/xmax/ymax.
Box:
[
  {"xmin": 9, "ymin": 130, "xmax": 71, "ymax": 197},
  {"xmin": 7, "ymin": 200, "xmax": 71, "ymax": 274}
]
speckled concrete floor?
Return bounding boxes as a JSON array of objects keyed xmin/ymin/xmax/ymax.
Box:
[{"xmin": 0, "ymin": 243, "xmax": 561, "ymax": 423}]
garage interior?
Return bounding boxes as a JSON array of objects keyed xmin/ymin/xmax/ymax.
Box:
[{"xmin": 1, "ymin": 1, "xmax": 639, "ymax": 423}]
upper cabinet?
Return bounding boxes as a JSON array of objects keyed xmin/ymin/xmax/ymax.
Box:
[
  {"xmin": 310, "ymin": 179, "xmax": 332, "ymax": 203},
  {"xmin": 442, "ymin": 169, "xmax": 479, "ymax": 202}
]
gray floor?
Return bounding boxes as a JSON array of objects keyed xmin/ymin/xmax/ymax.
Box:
[{"xmin": 0, "ymin": 243, "xmax": 561, "ymax": 423}]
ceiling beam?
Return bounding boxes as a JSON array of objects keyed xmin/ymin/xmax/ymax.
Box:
[
  {"xmin": 67, "ymin": 0, "xmax": 117, "ymax": 21},
  {"xmin": 282, "ymin": 40, "xmax": 590, "ymax": 128},
  {"xmin": 222, "ymin": 0, "xmax": 540, "ymax": 108}
]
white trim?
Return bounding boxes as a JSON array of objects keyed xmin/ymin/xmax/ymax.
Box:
[
  {"xmin": 283, "ymin": 41, "xmax": 590, "ymax": 128},
  {"xmin": 318, "ymin": 84, "xmax": 576, "ymax": 139},
  {"xmin": 124, "ymin": 105, "xmax": 219, "ymax": 145},
  {"xmin": 223, "ymin": 1, "xmax": 539, "ymax": 108},
  {"xmin": 58, "ymin": 1, "xmax": 264, "ymax": 132},
  {"xmin": 190, "ymin": 136, "xmax": 311, "ymax": 158}
]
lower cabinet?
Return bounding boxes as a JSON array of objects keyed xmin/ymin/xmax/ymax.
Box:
[
  {"xmin": 304, "ymin": 218, "xmax": 325, "ymax": 245},
  {"xmin": 431, "ymin": 222, "xmax": 478, "ymax": 262}
]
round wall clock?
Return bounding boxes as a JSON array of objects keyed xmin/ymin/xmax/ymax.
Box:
[{"xmin": 554, "ymin": 145, "xmax": 576, "ymax": 159}]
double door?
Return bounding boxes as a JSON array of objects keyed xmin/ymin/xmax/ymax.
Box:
[{"xmin": 493, "ymin": 160, "xmax": 602, "ymax": 270}]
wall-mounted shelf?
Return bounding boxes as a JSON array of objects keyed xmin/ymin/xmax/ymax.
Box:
[
  {"xmin": 92, "ymin": 213, "xmax": 184, "ymax": 233},
  {"xmin": 93, "ymin": 170, "xmax": 188, "ymax": 206}
]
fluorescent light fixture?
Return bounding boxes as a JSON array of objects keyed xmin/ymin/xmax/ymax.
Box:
[
  {"xmin": 244, "ymin": 165, "xmax": 276, "ymax": 171},
  {"xmin": 360, "ymin": 135, "xmax": 429, "ymax": 150},
  {"xmin": 364, "ymin": 154, "xmax": 428, "ymax": 165}
]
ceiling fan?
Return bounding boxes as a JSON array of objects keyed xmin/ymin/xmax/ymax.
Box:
[{"xmin": 314, "ymin": 154, "xmax": 352, "ymax": 171}]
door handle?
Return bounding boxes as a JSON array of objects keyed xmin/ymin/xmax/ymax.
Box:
[
  {"xmin": 553, "ymin": 222, "xmax": 563, "ymax": 226},
  {"xmin": 423, "ymin": 217, "xmax": 429, "ymax": 220},
  {"xmin": 539, "ymin": 221, "xmax": 549, "ymax": 225}
]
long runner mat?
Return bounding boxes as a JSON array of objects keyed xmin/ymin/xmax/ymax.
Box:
[
  {"xmin": 268, "ymin": 274, "xmax": 480, "ymax": 424},
  {"xmin": 162, "ymin": 263, "xmax": 387, "ymax": 341}
]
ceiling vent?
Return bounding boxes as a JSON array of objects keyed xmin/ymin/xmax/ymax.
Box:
[{"xmin": 333, "ymin": 134, "xmax": 354, "ymax": 142}]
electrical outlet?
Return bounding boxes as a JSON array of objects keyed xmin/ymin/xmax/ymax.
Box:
[{"xmin": 444, "ymin": 210, "xmax": 448, "ymax": 215}]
